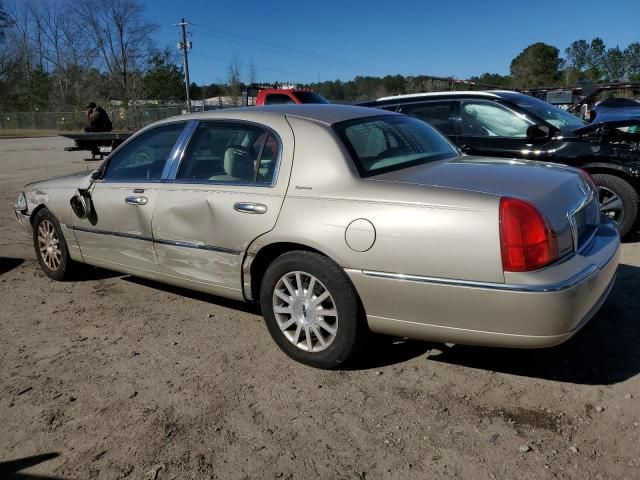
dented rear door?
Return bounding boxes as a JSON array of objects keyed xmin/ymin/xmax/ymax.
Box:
[{"xmin": 151, "ymin": 117, "xmax": 294, "ymax": 298}]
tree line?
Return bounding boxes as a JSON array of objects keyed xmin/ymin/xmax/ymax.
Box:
[
  {"xmin": 1, "ymin": 0, "xmax": 639, "ymax": 112},
  {"xmin": 0, "ymin": 0, "xmax": 186, "ymax": 112},
  {"xmin": 306, "ymin": 39, "xmax": 640, "ymax": 101},
  {"xmin": 471, "ymin": 38, "xmax": 640, "ymax": 90}
]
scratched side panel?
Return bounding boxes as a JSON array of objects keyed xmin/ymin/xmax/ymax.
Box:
[
  {"xmin": 151, "ymin": 187, "xmax": 284, "ymax": 292},
  {"xmin": 150, "ymin": 114, "xmax": 295, "ymax": 295}
]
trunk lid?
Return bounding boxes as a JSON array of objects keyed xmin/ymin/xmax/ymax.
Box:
[{"xmin": 370, "ymin": 155, "xmax": 599, "ymax": 257}]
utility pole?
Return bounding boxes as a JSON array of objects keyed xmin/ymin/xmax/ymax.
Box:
[{"xmin": 176, "ymin": 19, "xmax": 192, "ymax": 113}]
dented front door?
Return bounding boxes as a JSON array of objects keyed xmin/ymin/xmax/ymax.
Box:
[{"xmin": 150, "ymin": 118, "xmax": 294, "ymax": 298}]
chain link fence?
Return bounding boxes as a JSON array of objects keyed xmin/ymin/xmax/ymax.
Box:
[{"xmin": 0, "ymin": 106, "xmax": 189, "ymax": 131}]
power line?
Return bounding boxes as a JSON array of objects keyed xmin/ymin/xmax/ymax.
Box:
[
  {"xmin": 191, "ymin": 26, "xmax": 330, "ymax": 65},
  {"xmin": 190, "ymin": 24, "xmax": 380, "ymax": 74}
]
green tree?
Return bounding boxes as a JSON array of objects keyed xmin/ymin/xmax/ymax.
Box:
[
  {"xmin": 565, "ymin": 39, "xmax": 589, "ymax": 73},
  {"xmin": 510, "ymin": 43, "xmax": 561, "ymax": 88},
  {"xmin": 142, "ymin": 52, "xmax": 184, "ymax": 102},
  {"xmin": 469, "ymin": 73, "xmax": 512, "ymax": 88},
  {"xmin": 382, "ymin": 74, "xmax": 405, "ymax": 95},
  {"xmin": 586, "ymin": 37, "xmax": 606, "ymax": 80},
  {"xmin": 27, "ymin": 67, "xmax": 53, "ymax": 110},
  {"xmin": 603, "ymin": 46, "xmax": 625, "ymax": 81},
  {"xmin": 624, "ymin": 42, "xmax": 640, "ymax": 81}
]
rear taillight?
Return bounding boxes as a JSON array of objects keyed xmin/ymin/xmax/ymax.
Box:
[{"xmin": 499, "ymin": 197, "xmax": 559, "ymax": 272}]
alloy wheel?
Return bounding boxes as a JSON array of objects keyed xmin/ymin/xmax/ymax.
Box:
[
  {"xmin": 37, "ymin": 219, "xmax": 62, "ymax": 271},
  {"xmin": 598, "ymin": 186, "xmax": 624, "ymax": 225},
  {"xmin": 272, "ymin": 271, "xmax": 339, "ymax": 352}
]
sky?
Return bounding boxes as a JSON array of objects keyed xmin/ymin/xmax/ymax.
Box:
[{"xmin": 143, "ymin": 0, "xmax": 640, "ymax": 85}]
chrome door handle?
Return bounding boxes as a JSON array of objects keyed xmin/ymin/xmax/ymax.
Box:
[
  {"xmin": 125, "ymin": 196, "xmax": 148, "ymax": 205},
  {"xmin": 234, "ymin": 202, "xmax": 267, "ymax": 214}
]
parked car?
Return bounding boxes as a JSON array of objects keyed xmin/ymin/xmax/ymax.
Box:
[
  {"xmin": 15, "ymin": 105, "xmax": 620, "ymax": 369},
  {"xmin": 361, "ymin": 91, "xmax": 640, "ymax": 237},
  {"xmin": 594, "ymin": 96, "xmax": 640, "ymax": 124},
  {"xmin": 244, "ymin": 84, "xmax": 330, "ymax": 106}
]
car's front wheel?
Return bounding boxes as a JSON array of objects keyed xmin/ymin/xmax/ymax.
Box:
[
  {"xmin": 260, "ymin": 251, "xmax": 367, "ymax": 369},
  {"xmin": 593, "ymin": 173, "xmax": 639, "ymax": 238},
  {"xmin": 32, "ymin": 208, "xmax": 76, "ymax": 281}
]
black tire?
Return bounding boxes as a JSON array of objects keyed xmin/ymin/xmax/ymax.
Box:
[
  {"xmin": 32, "ymin": 208, "xmax": 76, "ymax": 281},
  {"xmin": 260, "ymin": 251, "xmax": 368, "ymax": 369},
  {"xmin": 592, "ymin": 173, "xmax": 639, "ymax": 238}
]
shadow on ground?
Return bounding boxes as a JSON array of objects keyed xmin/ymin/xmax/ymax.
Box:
[
  {"xmin": 425, "ymin": 263, "xmax": 640, "ymax": 386},
  {"xmin": 122, "ymin": 275, "xmax": 260, "ymax": 315},
  {"xmin": 113, "ymin": 262, "xmax": 639, "ymax": 383},
  {"xmin": 0, "ymin": 452, "xmax": 65, "ymax": 479},
  {"xmin": 72, "ymin": 265, "xmax": 121, "ymax": 282},
  {"xmin": 0, "ymin": 257, "xmax": 24, "ymax": 275}
]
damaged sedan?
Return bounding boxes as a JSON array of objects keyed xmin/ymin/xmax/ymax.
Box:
[
  {"xmin": 362, "ymin": 91, "xmax": 640, "ymax": 237},
  {"xmin": 15, "ymin": 105, "xmax": 620, "ymax": 368}
]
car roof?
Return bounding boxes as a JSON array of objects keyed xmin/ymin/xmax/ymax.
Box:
[
  {"xmin": 163, "ymin": 104, "xmax": 396, "ymax": 126},
  {"xmin": 363, "ymin": 90, "xmax": 519, "ymax": 106},
  {"xmin": 376, "ymin": 91, "xmax": 500, "ymax": 101}
]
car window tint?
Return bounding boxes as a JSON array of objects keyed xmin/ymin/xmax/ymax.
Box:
[
  {"xmin": 256, "ymin": 134, "xmax": 279, "ymax": 184},
  {"xmin": 264, "ymin": 94, "xmax": 295, "ymax": 105},
  {"xmin": 334, "ymin": 115, "xmax": 458, "ymax": 177},
  {"xmin": 177, "ymin": 122, "xmax": 278, "ymax": 184},
  {"xmin": 104, "ymin": 123, "xmax": 185, "ymax": 181},
  {"xmin": 399, "ymin": 102, "xmax": 457, "ymax": 135},
  {"xmin": 461, "ymin": 100, "xmax": 533, "ymax": 137}
]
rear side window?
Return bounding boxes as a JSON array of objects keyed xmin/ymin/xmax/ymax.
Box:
[
  {"xmin": 334, "ymin": 115, "xmax": 458, "ymax": 177},
  {"xmin": 398, "ymin": 101, "xmax": 457, "ymax": 135},
  {"xmin": 104, "ymin": 123, "xmax": 185, "ymax": 181},
  {"xmin": 264, "ymin": 94, "xmax": 295, "ymax": 105},
  {"xmin": 177, "ymin": 122, "xmax": 279, "ymax": 185}
]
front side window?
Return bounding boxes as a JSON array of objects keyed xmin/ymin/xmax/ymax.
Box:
[
  {"xmin": 399, "ymin": 101, "xmax": 457, "ymax": 135},
  {"xmin": 461, "ymin": 100, "xmax": 533, "ymax": 137},
  {"xmin": 177, "ymin": 122, "xmax": 279, "ymax": 185},
  {"xmin": 334, "ymin": 115, "xmax": 458, "ymax": 177},
  {"xmin": 499, "ymin": 92, "xmax": 587, "ymax": 132},
  {"xmin": 264, "ymin": 94, "xmax": 295, "ymax": 105},
  {"xmin": 103, "ymin": 123, "xmax": 186, "ymax": 181}
]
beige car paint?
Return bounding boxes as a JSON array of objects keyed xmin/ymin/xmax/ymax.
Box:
[
  {"xmin": 15, "ymin": 105, "xmax": 620, "ymax": 349},
  {"xmin": 74, "ymin": 182, "xmax": 160, "ymax": 270}
]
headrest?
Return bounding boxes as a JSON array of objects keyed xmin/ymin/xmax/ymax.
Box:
[{"xmin": 223, "ymin": 146, "xmax": 254, "ymax": 180}]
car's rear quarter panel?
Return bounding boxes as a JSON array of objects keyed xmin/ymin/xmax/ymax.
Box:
[{"xmin": 252, "ymin": 116, "xmax": 505, "ymax": 283}]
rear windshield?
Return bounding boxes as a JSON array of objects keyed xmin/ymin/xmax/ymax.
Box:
[
  {"xmin": 294, "ymin": 92, "xmax": 330, "ymax": 104},
  {"xmin": 333, "ymin": 115, "xmax": 458, "ymax": 177}
]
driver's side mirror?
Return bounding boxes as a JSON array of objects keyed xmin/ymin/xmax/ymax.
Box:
[
  {"xmin": 70, "ymin": 190, "xmax": 92, "ymax": 219},
  {"xmin": 526, "ymin": 124, "xmax": 552, "ymax": 142}
]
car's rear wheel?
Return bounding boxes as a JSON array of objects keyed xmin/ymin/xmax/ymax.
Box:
[
  {"xmin": 260, "ymin": 251, "xmax": 367, "ymax": 369},
  {"xmin": 33, "ymin": 208, "xmax": 76, "ymax": 281},
  {"xmin": 593, "ymin": 173, "xmax": 639, "ymax": 238}
]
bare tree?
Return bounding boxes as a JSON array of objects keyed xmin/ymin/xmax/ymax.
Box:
[
  {"xmin": 227, "ymin": 56, "xmax": 242, "ymax": 106},
  {"xmin": 75, "ymin": 0, "xmax": 157, "ymax": 104}
]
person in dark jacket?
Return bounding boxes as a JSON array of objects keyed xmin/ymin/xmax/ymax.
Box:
[{"xmin": 83, "ymin": 102, "xmax": 113, "ymax": 132}]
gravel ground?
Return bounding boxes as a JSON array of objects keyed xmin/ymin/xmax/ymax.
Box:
[{"xmin": 1, "ymin": 137, "xmax": 640, "ymax": 480}]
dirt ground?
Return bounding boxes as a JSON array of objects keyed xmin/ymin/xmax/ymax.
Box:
[{"xmin": 1, "ymin": 137, "xmax": 640, "ymax": 480}]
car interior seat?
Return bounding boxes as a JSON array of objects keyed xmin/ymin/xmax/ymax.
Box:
[{"xmin": 209, "ymin": 146, "xmax": 255, "ymax": 182}]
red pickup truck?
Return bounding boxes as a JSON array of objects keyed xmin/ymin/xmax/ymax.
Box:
[{"xmin": 244, "ymin": 85, "xmax": 329, "ymax": 106}]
